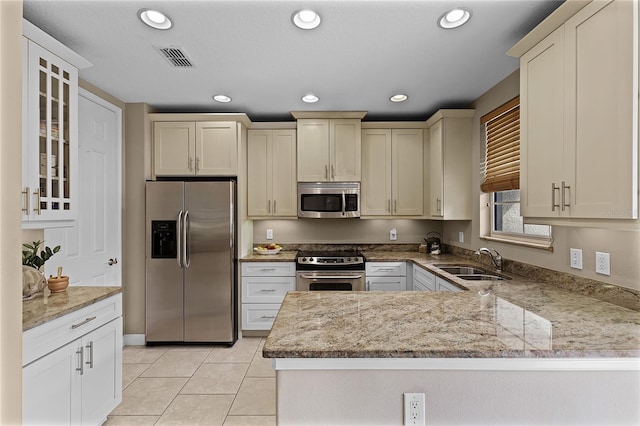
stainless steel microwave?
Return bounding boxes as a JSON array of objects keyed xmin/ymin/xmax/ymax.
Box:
[{"xmin": 297, "ymin": 182, "xmax": 360, "ymax": 218}]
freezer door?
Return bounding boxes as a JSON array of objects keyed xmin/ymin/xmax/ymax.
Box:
[
  {"xmin": 145, "ymin": 181, "xmax": 185, "ymax": 342},
  {"xmin": 184, "ymin": 181, "xmax": 236, "ymax": 342}
]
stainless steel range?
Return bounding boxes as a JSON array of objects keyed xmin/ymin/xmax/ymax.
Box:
[{"xmin": 296, "ymin": 250, "xmax": 366, "ymax": 291}]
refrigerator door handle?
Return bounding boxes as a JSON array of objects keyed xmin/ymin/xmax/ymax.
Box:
[
  {"xmin": 177, "ymin": 210, "xmax": 184, "ymax": 268},
  {"xmin": 183, "ymin": 210, "xmax": 191, "ymax": 268}
]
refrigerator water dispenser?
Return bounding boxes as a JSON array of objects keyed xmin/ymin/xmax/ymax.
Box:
[{"xmin": 151, "ymin": 220, "xmax": 177, "ymax": 258}]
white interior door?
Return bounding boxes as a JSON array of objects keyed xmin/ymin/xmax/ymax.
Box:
[{"xmin": 45, "ymin": 90, "xmax": 122, "ymax": 286}]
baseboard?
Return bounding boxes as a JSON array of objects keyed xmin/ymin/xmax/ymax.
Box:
[{"xmin": 123, "ymin": 334, "xmax": 145, "ymax": 346}]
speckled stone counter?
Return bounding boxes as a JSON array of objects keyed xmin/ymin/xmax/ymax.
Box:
[
  {"xmin": 23, "ymin": 286, "xmax": 123, "ymax": 331},
  {"xmin": 240, "ymin": 251, "xmax": 297, "ymax": 262},
  {"xmin": 264, "ymin": 253, "xmax": 640, "ymax": 359}
]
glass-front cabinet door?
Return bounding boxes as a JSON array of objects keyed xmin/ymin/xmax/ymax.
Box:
[{"xmin": 23, "ymin": 38, "xmax": 78, "ymax": 226}]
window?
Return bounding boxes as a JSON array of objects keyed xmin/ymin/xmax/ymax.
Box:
[{"xmin": 481, "ymin": 98, "xmax": 551, "ymax": 246}]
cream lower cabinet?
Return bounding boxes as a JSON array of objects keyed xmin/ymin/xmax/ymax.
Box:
[
  {"xmin": 361, "ymin": 128, "xmax": 424, "ymax": 216},
  {"xmin": 519, "ymin": 0, "xmax": 638, "ymax": 219},
  {"xmin": 153, "ymin": 121, "xmax": 238, "ymax": 176},
  {"xmin": 296, "ymin": 119, "xmax": 361, "ymax": 182},
  {"xmin": 426, "ymin": 110, "xmax": 474, "ymax": 220},
  {"xmin": 23, "ymin": 294, "xmax": 122, "ymax": 426},
  {"xmin": 241, "ymin": 262, "xmax": 296, "ymax": 331},
  {"xmin": 247, "ymin": 130, "xmax": 297, "ymax": 217},
  {"xmin": 366, "ymin": 262, "xmax": 407, "ymax": 291}
]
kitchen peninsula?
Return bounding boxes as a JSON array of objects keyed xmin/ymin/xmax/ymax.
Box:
[{"xmin": 263, "ymin": 254, "xmax": 640, "ymax": 425}]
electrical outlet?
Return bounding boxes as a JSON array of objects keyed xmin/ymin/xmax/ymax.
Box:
[
  {"xmin": 595, "ymin": 252, "xmax": 610, "ymax": 276},
  {"xmin": 390, "ymin": 228, "xmax": 397, "ymax": 241},
  {"xmin": 404, "ymin": 393, "xmax": 425, "ymax": 426},
  {"xmin": 570, "ymin": 248, "xmax": 582, "ymax": 270},
  {"xmin": 266, "ymin": 229, "xmax": 273, "ymax": 240},
  {"xmin": 458, "ymin": 231, "xmax": 464, "ymax": 243}
]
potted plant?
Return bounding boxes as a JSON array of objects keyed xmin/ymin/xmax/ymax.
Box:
[
  {"xmin": 22, "ymin": 240, "xmax": 63, "ymax": 297},
  {"xmin": 22, "ymin": 240, "xmax": 60, "ymax": 271}
]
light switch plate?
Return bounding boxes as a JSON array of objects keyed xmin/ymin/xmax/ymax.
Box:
[
  {"xmin": 595, "ymin": 252, "xmax": 610, "ymax": 275},
  {"xmin": 458, "ymin": 232, "xmax": 464, "ymax": 243},
  {"xmin": 570, "ymin": 248, "xmax": 582, "ymax": 270}
]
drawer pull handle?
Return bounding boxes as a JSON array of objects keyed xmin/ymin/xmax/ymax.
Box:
[
  {"xmin": 259, "ymin": 268, "xmax": 277, "ymax": 272},
  {"xmin": 71, "ymin": 316, "xmax": 97, "ymax": 329},
  {"xmin": 259, "ymin": 289, "xmax": 277, "ymax": 292},
  {"xmin": 376, "ymin": 268, "xmax": 396, "ymax": 272},
  {"xmin": 260, "ymin": 315, "xmax": 277, "ymax": 320}
]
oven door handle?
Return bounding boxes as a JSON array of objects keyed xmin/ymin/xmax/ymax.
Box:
[{"xmin": 299, "ymin": 274, "xmax": 363, "ymax": 280}]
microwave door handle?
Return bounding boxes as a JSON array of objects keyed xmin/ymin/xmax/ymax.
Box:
[{"xmin": 342, "ymin": 191, "xmax": 346, "ymax": 217}]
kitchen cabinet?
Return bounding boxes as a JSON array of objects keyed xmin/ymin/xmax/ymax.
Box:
[
  {"xmin": 436, "ymin": 277, "xmax": 462, "ymax": 292},
  {"xmin": 22, "ymin": 36, "xmax": 81, "ymax": 227},
  {"xmin": 366, "ymin": 262, "xmax": 407, "ymax": 291},
  {"xmin": 247, "ymin": 129, "xmax": 297, "ymax": 217},
  {"xmin": 426, "ymin": 110, "xmax": 475, "ymax": 220},
  {"xmin": 296, "ymin": 119, "xmax": 362, "ymax": 182},
  {"xmin": 412, "ymin": 266, "xmax": 436, "ymax": 291},
  {"xmin": 241, "ymin": 262, "xmax": 296, "ymax": 331},
  {"xmin": 23, "ymin": 294, "xmax": 122, "ymax": 426},
  {"xmin": 517, "ymin": 0, "xmax": 638, "ymax": 220},
  {"xmin": 153, "ymin": 121, "xmax": 238, "ymax": 176},
  {"xmin": 361, "ymin": 128, "xmax": 424, "ymax": 216}
]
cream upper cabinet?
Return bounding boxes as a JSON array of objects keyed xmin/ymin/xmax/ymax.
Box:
[
  {"xmin": 297, "ymin": 119, "xmax": 361, "ymax": 182},
  {"xmin": 247, "ymin": 129, "xmax": 297, "ymax": 217},
  {"xmin": 361, "ymin": 128, "xmax": 423, "ymax": 217},
  {"xmin": 519, "ymin": 0, "xmax": 638, "ymax": 220},
  {"xmin": 153, "ymin": 121, "xmax": 238, "ymax": 176},
  {"xmin": 22, "ymin": 37, "xmax": 81, "ymax": 227},
  {"xmin": 427, "ymin": 111, "xmax": 474, "ymax": 220}
]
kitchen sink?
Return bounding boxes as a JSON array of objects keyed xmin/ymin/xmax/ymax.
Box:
[
  {"xmin": 436, "ymin": 266, "xmax": 488, "ymax": 275},
  {"xmin": 456, "ymin": 274, "xmax": 510, "ymax": 281}
]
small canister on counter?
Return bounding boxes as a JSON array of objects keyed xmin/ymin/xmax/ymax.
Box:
[{"xmin": 424, "ymin": 231, "xmax": 442, "ymax": 254}]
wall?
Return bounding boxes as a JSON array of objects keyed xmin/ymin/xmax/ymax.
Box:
[
  {"xmin": 122, "ymin": 103, "xmax": 151, "ymax": 336},
  {"xmin": 253, "ymin": 219, "xmax": 442, "ymax": 245},
  {"xmin": 0, "ymin": 1, "xmax": 23, "ymax": 423},
  {"xmin": 443, "ymin": 70, "xmax": 640, "ymax": 291}
]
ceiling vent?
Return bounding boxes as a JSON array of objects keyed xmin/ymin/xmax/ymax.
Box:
[{"xmin": 156, "ymin": 46, "xmax": 194, "ymax": 68}]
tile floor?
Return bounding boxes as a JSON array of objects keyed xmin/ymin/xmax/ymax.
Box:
[{"xmin": 105, "ymin": 337, "xmax": 275, "ymax": 426}]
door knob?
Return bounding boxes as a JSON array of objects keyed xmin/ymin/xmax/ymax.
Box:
[{"xmin": 108, "ymin": 258, "xmax": 118, "ymax": 266}]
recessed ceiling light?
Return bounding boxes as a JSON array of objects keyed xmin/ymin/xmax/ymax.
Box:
[
  {"xmin": 213, "ymin": 95, "xmax": 232, "ymax": 103},
  {"xmin": 302, "ymin": 94, "xmax": 319, "ymax": 103},
  {"xmin": 438, "ymin": 8, "xmax": 471, "ymax": 29},
  {"xmin": 390, "ymin": 94, "xmax": 408, "ymax": 103},
  {"xmin": 139, "ymin": 9, "xmax": 172, "ymax": 30},
  {"xmin": 292, "ymin": 10, "xmax": 321, "ymax": 30}
]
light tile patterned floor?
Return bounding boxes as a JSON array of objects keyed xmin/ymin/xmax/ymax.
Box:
[{"xmin": 105, "ymin": 337, "xmax": 275, "ymax": 426}]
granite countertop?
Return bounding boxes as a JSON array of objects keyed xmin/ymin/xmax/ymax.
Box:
[
  {"xmin": 240, "ymin": 251, "xmax": 297, "ymax": 262},
  {"xmin": 264, "ymin": 252, "xmax": 640, "ymax": 359},
  {"xmin": 23, "ymin": 286, "xmax": 123, "ymax": 331}
]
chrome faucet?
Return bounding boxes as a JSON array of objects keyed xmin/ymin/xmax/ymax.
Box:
[{"xmin": 475, "ymin": 248, "xmax": 502, "ymax": 272}]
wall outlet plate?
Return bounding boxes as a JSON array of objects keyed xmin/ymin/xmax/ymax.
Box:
[
  {"xmin": 390, "ymin": 228, "xmax": 397, "ymax": 241},
  {"xmin": 404, "ymin": 393, "xmax": 425, "ymax": 426},
  {"xmin": 570, "ymin": 248, "xmax": 582, "ymax": 270},
  {"xmin": 595, "ymin": 251, "xmax": 610, "ymax": 275},
  {"xmin": 458, "ymin": 231, "xmax": 464, "ymax": 243},
  {"xmin": 266, "ymin": 229, "xmax": 273, "ymax": 240}
]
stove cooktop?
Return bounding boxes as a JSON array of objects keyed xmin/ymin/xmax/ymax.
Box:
[{"xmin": 296, "ymin": 250, "xmax": 365, "ymax": 268}]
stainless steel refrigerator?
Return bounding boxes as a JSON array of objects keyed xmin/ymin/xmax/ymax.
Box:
[{"xmin": 145, "ymin": 180, "xmax": 237, "ymax": 344}]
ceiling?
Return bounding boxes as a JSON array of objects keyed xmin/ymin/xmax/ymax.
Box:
[{"xmin": 23, "ymin": 0, "xmax": 563, "ymax": 122}]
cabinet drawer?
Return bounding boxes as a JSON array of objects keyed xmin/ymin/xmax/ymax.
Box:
[
  {"xmin": 366, "ymin": 262, "xmax": 406, "ymax": 276},
  {"xmin": 23, "ymin": 293, "xmax": 122, "ymax": 366},
  {"xmin": 367, "ymin": 276, "xmax": 406, "ymax": 291},
  {"xmin": 242, "ymin": 276, "xmax": 296, "ymax": 303},
  {"xmin": 242, "ymin": 304, "xmax": 281, "ymax": 330},
  {"xmin": 437, "ymin": 277, "xmax": 463, "ymax": 292},
  {"xmin": 241, "ymin": 262, "xmax": 296, "ymax": 277},
  {"xmin": 413, "ymin": 266, "xmax": 436, "ymax": 291}
]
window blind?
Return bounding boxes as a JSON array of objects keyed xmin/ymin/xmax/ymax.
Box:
[{"xmin": 480, "ymin": 97, "xmax": 520, "ymax": 193}]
